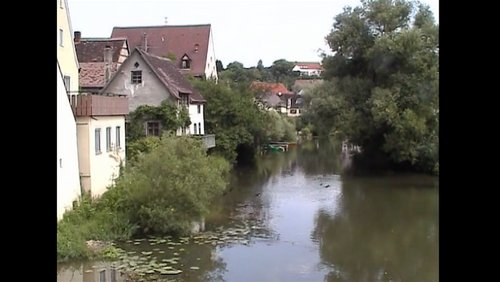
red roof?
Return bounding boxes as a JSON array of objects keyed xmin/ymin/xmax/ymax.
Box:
[
  {"xmin": 111, "ymin": 24, "xmax": 211, "ymax": 77},
  {"xmin": 75, "ymin": 38, "xmax": 128, "ymax": 88},
  {"xmin": 79, "ymin": 62, "xmax": 118, "ymax": 88},
  {"xmin": 135, "ymin": 48, "xmax": 205, "ymax": 103},
  {"xmin": 250, "ymin": 81, "xmax": 292, "ymax": 95},
  {"xmin": 294, "ymin": 62, "xmax": 322, "ymax": 70}
]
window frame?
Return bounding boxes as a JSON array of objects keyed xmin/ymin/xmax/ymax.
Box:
[
  {"xmin": 95, "ymin": 128, "xmax": 101, "ymax": 155},
  {"xmin": 59, "ymin": 29, "xmax": 64, "ymax": 47},
  {"xmin": 146, "ymin": 121, "xmax": 161, "ymax": 136},
  {"xmin": 106, "ymin": 127, "xmax": 112, "ymax": 152},
  {"xmin": 131, "ymin": 70, "xmax": 142, "ymax": 84},
  {"xmin": 115, "ymin": 126, "xmax": 121, "ymax": 149}
]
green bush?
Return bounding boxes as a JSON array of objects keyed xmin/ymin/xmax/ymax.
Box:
[{"xmin": 117, "ymin": 134, "xmax": 231, "ymax": 235}]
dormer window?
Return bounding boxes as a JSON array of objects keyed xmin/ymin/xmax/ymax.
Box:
[
  {"xmin": 194, "ymin": 44, "xmax": 199, "ymax": 52},
  {"xmin": 181, "ymin": 54, "xmax": 190, "ymax": 69}
]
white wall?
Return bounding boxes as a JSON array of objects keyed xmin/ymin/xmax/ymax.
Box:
[
  {"xmin": 188, "ymin": 104, "xmax": 205, "ymax": 135},
  {"xmin": 57, "ymin": 64, "xmax": 82, "ymax": 220},
  {"xmin": 204, "ymin": 29, "xmax": 218, "ymax": 81},
  {"xmin": 57, "ymin": 0, "xmax": 79, "ymax": 93},
  {"xmin": 77, "ymin": 116, "xmax": 126, "ymax": 197}
]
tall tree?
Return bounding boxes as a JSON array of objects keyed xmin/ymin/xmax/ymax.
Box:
[{"xmin": 316, "ymin": 0, "xmax": 439, "ymax": 173}]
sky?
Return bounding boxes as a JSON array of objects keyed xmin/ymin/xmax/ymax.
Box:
[{"xmin": 68, "ymin": 0, "xmax": 439, "ymax": 68}]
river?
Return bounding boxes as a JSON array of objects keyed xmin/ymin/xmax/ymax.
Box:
[{"xmin": 57, "ymin": 139, "xmax": 438, "ymax": 282}]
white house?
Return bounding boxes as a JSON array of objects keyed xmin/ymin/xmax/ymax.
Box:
[
  {"xmin": 57, "ymin": 63, "xmax": 82, "ymax": 221},
  {"xmin": 292, "ymin": 62, "xmax": 323, "ymax": 77},
  {"xmin": 57, "ymin": 0, "xmax": 82, "ymax": 220}
]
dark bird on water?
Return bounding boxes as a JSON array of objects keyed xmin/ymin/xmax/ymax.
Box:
[
  {"xmin": 320, "ymin": 183, "xmax": 323, "ymax": 186},
  {"xmin": 255, "ymin": 193, "xmax": 261, "ymax": 197},
  {"xmin": 325, "ymin": 184, "xmax": 331, "ymax": 188}
]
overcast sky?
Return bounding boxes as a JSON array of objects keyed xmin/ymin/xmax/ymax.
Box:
[{"xmin": 68, "ymin": 0, "xmax": 439, "ymax": 68}]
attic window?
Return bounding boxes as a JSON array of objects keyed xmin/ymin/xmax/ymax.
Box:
[
  {"xmin": 194, "ymin": 44, "xmax": 199, "ymax": 52},
  {"xmin": 134, "ymin": 62, "xmax": 140, "ymax": 68},
  {"xmin": 181, "ymin": 54, "xmax": 190, "ymax": 69},
  {"xmin": 131, "ymin": 70, "xmax": 142, "ymax": 84}
]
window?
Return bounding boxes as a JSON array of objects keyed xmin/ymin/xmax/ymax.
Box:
[
  {"xmin": 146, "ymin": 121, "xmax": 160, "ymax": 136},
  {"xmin": 99, "ymin": 270, "xmax": 106, "ymax": 282},
  {"xmin": 111, "ymin": 269, "xmax": 116, "ymax": 282},
  {"xmin": 106, "ymin": 127, "xmax": 112, "ymax": 152},
  {"xmin": 194, "ymin": 124, "xmax": 197, "ymax": 135},
  {"xmin": 290, "ymin": 109, "xmax": 297, "ymax": 114},
  {"xmin": 63, "ymin": 76, "xmax": 70, "ymax": 92},
  {"xmin": 115, "ymin": 126, "xmax": 121, "ymax": 149},
  {"xmin": 198, "ymin": 122, "xmax": 201, "ymax": 135},
  {"xmin": 181, "ymin": 59, "xmax": 190, "ymax": 69},
  {"xmin": 95, "ymin": 128, "xmax": 101, "ymax": 154},
  {"xmin": 59, "ymin": 29, "xmax": 63, "ymax": 46},
  {"xmin": 131, "ymin": 70, "xmax": 142, "ymax": 84},
  {"xmin": 180, "ymin": 94, "xmax": 189, "ymax": 107},
  {"xmin": 197, "ymin": 105, "xmax": 201, "ymax": 114}
]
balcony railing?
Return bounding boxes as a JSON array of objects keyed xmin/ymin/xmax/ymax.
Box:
[
  {"xmin": 193, "ymin": 134, "xmax": 215, "ymax": 149},
  {"xmin": 68, "ymin": 93, "xmax": 128, "ymax": 117}
]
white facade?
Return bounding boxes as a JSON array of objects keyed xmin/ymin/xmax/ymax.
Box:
[
  {"xmin": 204, "ymin": 29, "xmax": 218, "ymax": 81},
  {"xmin": 76, "ymin": 116, "xmax": 126, "ymax": 197},
  {"xmin": 57, "ymin": 64, "xmax": 82, "ymax": 220},
  {"xmin": 292, "ymin": 65, "xmax": 322, "ymax": 77},
  {"xmin": 57, "ymin": 0, "xmax": 79, "ymax": 93},
  {"xmin": 57, "ymin": 0, "xmax": 82, "ymax": 220},
  {"xmin": 188, "ymin": 104, "xmax": 205, "ymax": 135}
]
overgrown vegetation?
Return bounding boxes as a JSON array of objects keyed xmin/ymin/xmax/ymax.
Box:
[{"xmin": 57, "ymin": 134, "xmax": 230, "ymax": 261}]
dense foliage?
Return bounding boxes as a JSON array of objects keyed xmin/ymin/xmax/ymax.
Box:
[
  {"xmin": 191, "ymin": 79, "xmax": 296, "ymax": 162},
  {"xmin": 304, "ymin": 0, "xmax": 438, "ymax": 174},
  {"xmin": 57, "ymin": 135, "xmax": 230, "ymax": 261},
  {"xmin": 127, "ymin": 100, "xmax": 190, "ymax": 142}
]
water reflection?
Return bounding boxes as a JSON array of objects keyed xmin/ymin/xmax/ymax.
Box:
[
  {"xmin": 58, "ymin": 140, "xmax": 438, "ymax": 282},
  {"xmin": 312, "ymin": 176, "xmax": 438, "ymax": 282}
]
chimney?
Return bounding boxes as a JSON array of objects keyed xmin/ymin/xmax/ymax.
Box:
[
  {"xmin": 104, "ymin": 45, "xmax": 113, "ymax": 83},
  {"xmin": 74, "ymin": 31, "xmax": 81, "ymax": 43},
  {"xmin": 142, "ymin": 32, "xmax": 148, "ymax": 52}
]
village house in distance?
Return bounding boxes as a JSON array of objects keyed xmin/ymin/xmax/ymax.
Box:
[{"xmin": 111, "ymin": 24, "xmax": 218, "ymax": 81}]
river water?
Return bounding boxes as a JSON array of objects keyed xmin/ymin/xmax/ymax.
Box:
[{"xmin": 57, "ymin": 139, "xmax": 438, "ymax": 282}]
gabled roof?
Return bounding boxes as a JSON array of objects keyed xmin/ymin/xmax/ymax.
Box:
[
  {"xmin": 111, "ymin": 24, "xmax": 211, "ymax": 77},
  {"xmin": 132, "ymin": 47, "xmax": 205, "ymax": 102},
  {"xmin": 75, "ymin": 38, "xmax": 128, "ymax": 63},
  {"xmin": 250, "ymin": 81, "xmax": 293, "ymax": 95},
  {"xmin": 293, "ymin": 62, "xmax": 322, "ymax": 70}
]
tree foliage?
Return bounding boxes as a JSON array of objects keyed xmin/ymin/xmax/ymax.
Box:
[
  {"xmin": 310, "ymin": 0, "xmax": 438, "ymax": 173},
  {"xmin": 191, "ymin": 79, "xmax": 266, "ymax": 161},
  {"xmin": 113, "ymin": 134, "xmax": 230, "ymax": 235}
]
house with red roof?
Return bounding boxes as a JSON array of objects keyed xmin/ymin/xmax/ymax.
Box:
[
  {"xmin": 74, "ymin": 32, "xmax": 130, "ymax": 93},
  {"xmin": 292, "ymin": 62, "xmax": 323, "ymax": 77},
  {"xmin": 250, "ymin": 81, "xmax": 303, "ymax": 116},
  {"xmin": 111, "ymin": 24, "xmax": 218, "ymax": 81},
  {"xmin": 100, "ymin": 47, "xmax": 214, "ymax": 147}
]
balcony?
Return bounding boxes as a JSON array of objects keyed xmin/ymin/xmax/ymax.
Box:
[
  {"xmin": 193, "ymin": 134, "xmax": 215, "ymax": 149},
  {"xmin": 68, "ymin": 93, "xmax": 128, "ymax": 117}
]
